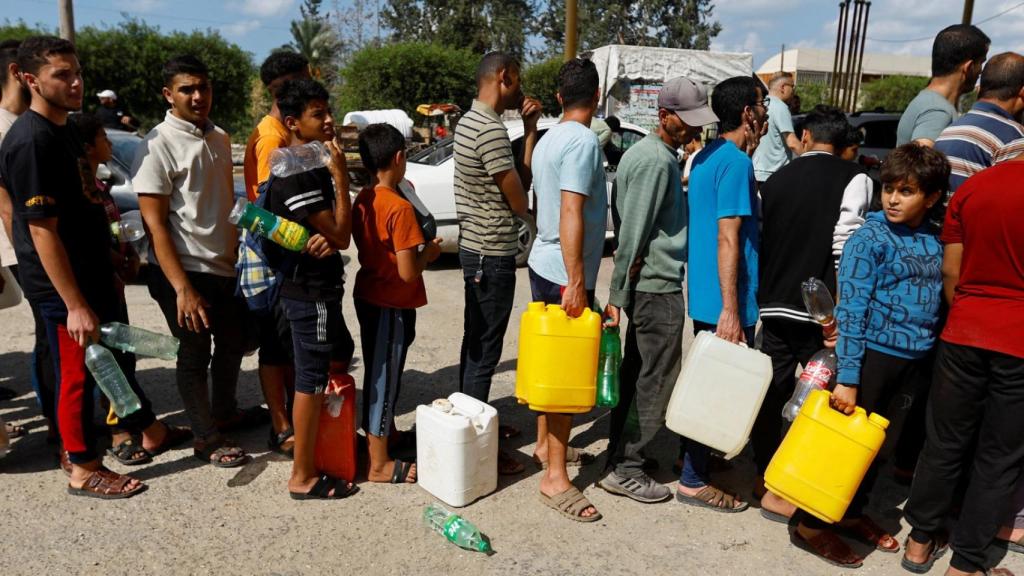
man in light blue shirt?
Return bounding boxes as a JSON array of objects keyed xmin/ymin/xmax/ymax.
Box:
[{"xmin": 752, "ymin": 72, "xmax": 801, "ymax": 183}]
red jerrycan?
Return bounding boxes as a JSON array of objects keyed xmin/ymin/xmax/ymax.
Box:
[{"xmin": 315, "ymin": 372, "xmax": 357, "ymax": 482}]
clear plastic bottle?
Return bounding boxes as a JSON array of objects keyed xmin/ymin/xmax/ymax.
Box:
[
  {"xmin": 596, "ymin": 325, "xmax": 621, "ymax": 408},
  {"xmin": 423, "ymin": 503, "xmax": 492, "ymax": 553},
  {"xmin": 269, "ymin": 141, "xmax": 331, "ymax": 178},
  {"xmin": 84, "ymin": 344, "xmax": 142, "ymax": 417},
  {"xmin": 228, "ymin": 197, "xmax": 310, "ymax": 252},
  {"xmin": 100, "ymin": 322, "xmax": 179, "ymax": 361},
  {"xmin": 110, "ymin": 219, "xmax": 145, "ymax": 243},
  {"xmin": 782, "ymin": 348, "xmax": 838, "ymax": 421},
  {"xmin": 801, "ymin": 277, "xmax": 837, "ymax": 337}
]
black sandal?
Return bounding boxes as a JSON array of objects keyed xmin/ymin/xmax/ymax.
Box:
[
  {"xmin": 106, "ymin": 437, "xmax": 152, "ymax": 466},
  {"xmin": 290, "ymin": 474, "xmax": 359, "ymax": 500},
  {"xmin": 194, "ymin": 441, "xmax": 250, "ymax": 468},
  {"xmin": 390, "ymin": 459, "xmax": 416, "ymax": 483},
  {"xmin": 268, "ymin": 426, "xmax": 295, "ymax": 458}
]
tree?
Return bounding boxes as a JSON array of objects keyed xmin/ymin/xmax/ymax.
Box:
[
  {"xmin": 795, "ymin": 82, "xmax": 831, "ymax": 113},
  {"xmin": 859, "ymin": 75, "xmax": 929, "ymax": 112},
  {"xmin": 522, "ymin": 58, "xmax": 563, "ymax": 116},
  {"xmin": 381, "ymin": 0, "xmax": 533, "ymax": 60},
  {"xmin": 336, "ymin": 42, "xmax": 478, "ymax": 116},
  {"xmin": 287, "ymin": 18, "xmax": 341, "ymax": 79},
  {"xmin": 332, "ymin": 0, "xmax": 380, "ymax": 65}
]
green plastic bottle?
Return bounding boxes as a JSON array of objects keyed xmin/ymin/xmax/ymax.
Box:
[
  {"xmin": 596, "ymin": 325, "xmax": 621, "ymax": 408},
  {"xmin": 228, "ymin": 197, "xmax": 310, "ymax": 252}
]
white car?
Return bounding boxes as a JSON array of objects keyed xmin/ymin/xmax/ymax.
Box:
[{"xmin": 401, "ymin": 117, "xmax": 650, "ymax": 266}]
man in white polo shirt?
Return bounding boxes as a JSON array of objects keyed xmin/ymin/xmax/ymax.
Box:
[{"xmin": 134, "ymin": 55, "xmax": 258, "ymax": 468}]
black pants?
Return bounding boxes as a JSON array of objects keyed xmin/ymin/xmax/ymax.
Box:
[
  {"xmin": 9, "ymin": 265, "xmax": 57, "ymax": 424},
  {"xmin": 458, "ymin": 248, "xmax": 517, "ymax": 403},
  {"xmin": 906, "ymin": 341, "xmax": 1024, "ymax": 573}
]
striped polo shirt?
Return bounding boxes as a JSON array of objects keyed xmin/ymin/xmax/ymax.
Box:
[
  {"xmin": 935, "ymin": 101, "xmax": 1024, "ymax": 199},
  {"xmin": 454, "ymin": 100, "xmax": 518, "ymax": 256}
]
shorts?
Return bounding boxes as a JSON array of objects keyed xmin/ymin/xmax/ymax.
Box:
[
  {"xmin": 257, "ymin": 300, "xmax": 294, "ymax": 366},
  {"xmin": 528, "ymin": 267, "xmax": 595, "ymax": 307},
  {"xmin": 280, "ymin": 297, "xmax": 353, "ymax": 395}
]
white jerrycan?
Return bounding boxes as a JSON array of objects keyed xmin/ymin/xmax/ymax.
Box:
[{"xmin": 416, "ymin": 392, "xmax": 499, "ymax": 507}]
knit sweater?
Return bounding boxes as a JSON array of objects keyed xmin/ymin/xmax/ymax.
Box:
[{"xmin": 835, "ymin": 211, "xmax": 943, "ymax": 385}]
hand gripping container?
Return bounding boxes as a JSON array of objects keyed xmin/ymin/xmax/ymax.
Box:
[
  {"xmin": 764, "ymin": 389, "xmax": 890, "ymax": 523},
  {"xmin": 515, "ymin": 302, "xmax": 601, "ymax": 413},
  {"xmin": 665, "ymin": 331, "xmax": 772, "ymax": 459},
  {"xmin": 416, "ymin": 393, "xmax": 499, "ymax": 507}
]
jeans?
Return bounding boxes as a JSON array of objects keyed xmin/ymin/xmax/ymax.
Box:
[
  {"xmin": 679, "ymin": 320, "xmax": 756, "ymax": 488},
  {"xmin": 607, "ymin": 291, "xmax": 685, "ymax": 478},
  {"xmin": 905, "ymin": 341, "xmax": 1024, "ymax": 573},
  {"xmin": 148, "ymin": 267, "xmax": 252, "ymax": 441},
  {"xmin": 458, "ymin": 248, "xmax": 517, "ymax": 403}
]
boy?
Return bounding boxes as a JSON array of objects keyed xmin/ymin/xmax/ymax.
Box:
[
  {"xmin": 353, "ymin": 123, "xmax": 442, "ymax": 484},
  {"xmin": 262, "ymin": 79, "xmax": 356, "ymax": 499},
  {"xmin": 794, "ymin": 144, "xmax": 947, "ymax": 567}
]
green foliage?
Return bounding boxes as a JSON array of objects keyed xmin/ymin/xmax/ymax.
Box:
[
  {"xmin": 381, "ymin": 0, "xmax": 533, "ymax": 60},
  {"xmin": 0, "ymin": 19, "xmax": 254, "ymax": 135},
  {"xmin": 336, "ymin": 42, "xmax": 478, "ymax": 116},
  {"xmin": 285, "ymin": 17, "xmax": 341, "ymax": 82},
  {"xmin": 859, "ymin": 75, "xmax": 929, "ymax": 112},
  {"xmin": 796, "ymin": 83, "xmax": 831, "ymax": 113},
  {"xmin": 522, "ymin": 58, "xmax": 563, "ymax": 116}
]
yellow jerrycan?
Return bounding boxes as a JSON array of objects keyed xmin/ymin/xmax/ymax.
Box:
[
  {"xmin": 515, "ymin": 302, "xmax": 601, "ymax": 413},
  {"xmin": 764, "ymin": 389, "xmax": 890, "ymax": 523}
]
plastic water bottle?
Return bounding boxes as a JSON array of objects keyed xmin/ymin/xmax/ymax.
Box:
[
  {"xmin": 596, "ymin": 325, "xmax": 621, "ymax": 408},
  {"xmin": 110, "ymin": 219, "xmax": 145, "ymax": 243},
  {"xmin": 423, "ymin": 504, "xmax": 492, "ymax": 553},
  {"xmin": 100, "ymin": 322, "xmax": 179, "ymax": 361},
  {"xmin": 228, "ymin": 197, "xmax": 310, "ymax": 252},
  {"xmin": 269, "ymin": 141, "xmax": 331, "ymax": 178},
  {"xmin": 801, "ymin": 277, "xmax": 837, "ymax": 338},
  {"xmin": 84, "ymin": 344, "xmax": 142, "ymax": 418},
  {"xmin": 782, "ymin": 349, "xmax": 837, "ymax": 421}
]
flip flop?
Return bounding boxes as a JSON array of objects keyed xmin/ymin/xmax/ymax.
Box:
[
  {"xmin": 539, "ymin": 485, "xmax": 602, "ymax": 523},
  {"xmin": 267, "ymin": 426, "xmax": 295, "ymax": 458},
  {"xmin": 760, "ymin": 508, "xmax": 794, "ymax": 525},
  {"xmin": 106, "ymin": 437, "xmax": 152, "ymax": 466},
  {"xmin": 143, "ymin": 425, "xmax": 193, "ymax": 458},
  {"xmin": 838, "ymin": 516, "xmax": 900, "ymax": 552},
  {"xmin": 791, "ymin": 528, "xmax": 864, "ymax": 568},
  {"xmin": 900, "ymin": 535, "xmax": 948, "ymax": 574},
  {"xmin": 67, "ymin": 469, "xmax": 147, "ymax": 500},
  {"xmin": 290, "ymin": 474, "xmax": 359, "ymax": 500},
  {"xmin": 194, "ymin": 442, "xmax": 250, "ymax": 468},
  {"xmin": 1007, "ymin": 536, "xmax": 1024, "ymax": 555},
  {"xmin": 390, "ymin": 458, "xmax": 416, "ymax": 483}
]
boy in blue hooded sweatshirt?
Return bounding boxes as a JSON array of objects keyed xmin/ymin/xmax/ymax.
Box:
[{"xmin": 793, "ymin": 144, "xmax": 948, "ymax": 566}]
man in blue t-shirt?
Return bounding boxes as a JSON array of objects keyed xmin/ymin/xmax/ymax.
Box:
[{"xmin": 680, "ymin": 76, "xmax": 765, "ymax": 511}]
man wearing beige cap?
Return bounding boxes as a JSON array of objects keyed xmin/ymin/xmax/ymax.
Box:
[
  {"xmin": 598, "ymin": 76, "xmax": 717, "ymax": 503},
  {"xmin": 96, "ymin": 89, "xmax": 138, "ymax": 130}
]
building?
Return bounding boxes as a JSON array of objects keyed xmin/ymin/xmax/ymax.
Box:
[{"xmin": 756, "ymin": 47, "xmax": 931, "ymax": 87}]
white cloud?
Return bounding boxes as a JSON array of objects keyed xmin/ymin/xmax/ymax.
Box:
[
  {"xmin": 114, "ymin": 0, "xmax": 163, "ymax": 11},
  {"xmin": 230, "ymin": 0, "xmax": 295, "ymax": 18},
  {"xmin": 714, "ymin": 0, "xmax": 802, "ymax": 15},
  {"xmin": 222, "ymin": 19, "xmax": 262, "ymax": 37}
]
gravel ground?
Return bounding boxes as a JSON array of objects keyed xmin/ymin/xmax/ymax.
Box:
[{"xmin": 1, "ymin": 249, "xmax": 1020, "ymax": 576}]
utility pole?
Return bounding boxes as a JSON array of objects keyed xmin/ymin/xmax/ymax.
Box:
[
  {"xmin": 780, "ymin": 44, "xmax": 785, "ymax": 72},
  {"xmin": 59, "ymin": 0, "xmax": 75, "ymax": 43},
  {"xmin": 962, "ymin": 0, "xmax": 974, "ymax": 24},
  {"xmin": 565, "ymin": 0, "xmax": 578, "ymax": 61}
]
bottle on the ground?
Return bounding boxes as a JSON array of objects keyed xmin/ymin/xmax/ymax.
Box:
[
  {"xmin": 782, "ymin": 348, "xmax": 837, "ymax": 421},
  {"xmin": 110, "ymin": 219, "xmax": 145, "ymax": 243},
  {"xmin": 0, "ymin": 414, "xmax": 9, "ymax": 458},
  {"xmin": 801, "ymin": 277, "xmax": 837, "ymax": 337},
  {"xmin": 423, "ymin": 503, "xmax": 492, "ymax": 553},
  {"xmin": 269, "ymin": 141, "xmax": 331, "ymax": 178},
  {"xmin": 84, "ymin": 344, "xmax": 142, "ymax": 417},
  {"xmin": 596, "ymin": 325, "xmax": 621, "ymax": 408},
  {"xmin": 100, "ymin": 322, "xmax": 179, "ymax": 361},
  {"xmin": 228, "ymin": 197, "xmax": 310, "ymax": 252}
]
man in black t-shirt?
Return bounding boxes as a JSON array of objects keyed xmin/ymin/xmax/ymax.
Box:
[
  {"xmin": 95, "ymin": 89, "xmax": 138, "ymax": 131},
  {"xmin": 0, "ymin": 36, "xmax": 177, "ymax": 499},
  {"xmin": 265, "ymin": 79, "xmax": 356, "ymax": 499}
]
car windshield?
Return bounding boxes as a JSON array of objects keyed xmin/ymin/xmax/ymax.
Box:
[
  {"xmin": 109, "ymin": 135, "xmax": 141, "ymax": 171},
  {"xmin": 409, "ymin": 137, "xmax": 454, "ymax": 166}
]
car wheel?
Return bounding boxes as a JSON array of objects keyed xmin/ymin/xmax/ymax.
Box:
[{"xmin": 514, "ymin": 213, "xmax": 537, "ymax": 268}]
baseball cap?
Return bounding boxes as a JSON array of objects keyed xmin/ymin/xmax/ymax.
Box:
[
  {"xmin": 657, "ymin": 77, "xmax": 718, "ymax": 127},
  {"xmin": 96, "ymin": 89, "xmax": 117, "ymax": 99}
]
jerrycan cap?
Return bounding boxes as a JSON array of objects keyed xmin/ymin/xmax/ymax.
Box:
[
  {"xmin": 527, "ymin": 301, "xmax": 545, "ymax": 312},
  {"xmin": 431, "ymin": 399, "xmax": 453, "ymax": 413},
  {"xmin": 868, "ymin": 412, "xmax": 890, "ymax": 430}
]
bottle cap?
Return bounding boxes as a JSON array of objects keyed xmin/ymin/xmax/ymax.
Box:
[
  {"xmin": 432, "ymin": 399, "xmax": 453, "ymax": 413},
  {"xmin": 868, "ymin": 412, "xmax": 890, "ymax": 430},
  {"xmin": 228, "ymin": 197, "xmax": 248, "ymax": 226}
]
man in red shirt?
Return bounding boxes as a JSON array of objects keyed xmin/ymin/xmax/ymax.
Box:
[{"xmin": 902, "ymin": 156, "xmax": 1024, "ymax": 576}]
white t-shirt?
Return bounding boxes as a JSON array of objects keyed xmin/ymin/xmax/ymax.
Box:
[
  {"xmin": 0, "ymin": 107, "xmax": 20, "ymax": 267},
  {"xmin": 131, "ymin": 110, "xmax": 237, "ymax": 277}
]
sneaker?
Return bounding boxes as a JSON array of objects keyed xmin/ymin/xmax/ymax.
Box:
[{"xmin": 596, "ymin": 469, "xmax": 672, "ymax": 503}]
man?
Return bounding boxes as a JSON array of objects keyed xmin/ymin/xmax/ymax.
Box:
[
  {"xmin": 95, "ymin": 89, "xmax": 138, "ymax": 131},
  {"xmin": 681, "ymin": 76, "xmax": 766, "ymax": 511},
  {"xmin": 755, "ymin": 105, "xmax": 873, "ymax": 561},
  {"xmin": 453, "ymin": 52, "xmax": 542, "ymax": 474},
  {"xmin": 600, "ymin": 77, "xmax": 717, "ymax": 504},
  {"xmin": 0, "ymin": 36, "xmax": 175, "ymax": 497},
  {"xmin": 901, "ymin": 153, "xmax": 1024, "ymax": 576},
  {"xmin": 242, "ymin": 51, "xmax": 312, "ymax": 458},
  {"xmin": 896, "ymin": 24, "xmax": 990, "ymax": 147},
  {"xmin": 135, "ymin": 55, "xmax": 259, "ymax": 467},
  {"xmin": 527, "ymin": 58, "xmax": 606, "ymax": 521},
  {"xmin": 935, "ymin": 52, "xmax": 1024, "ymax": 198},
  {"xmin": 753, "ymin": 71, "xmax": 801, "ymax": 183}
]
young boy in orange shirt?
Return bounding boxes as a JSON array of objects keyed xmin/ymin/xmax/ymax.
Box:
[{"xmin": 352, "ymin": 123, "xmax": 442, "ymax": 484}]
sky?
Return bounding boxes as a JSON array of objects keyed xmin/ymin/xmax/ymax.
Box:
[{"xmin": 7, "ymin": 0, "xmax": 1024, "ymax": 70}]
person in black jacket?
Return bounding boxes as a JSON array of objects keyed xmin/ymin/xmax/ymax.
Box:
[{"xmin": 752, "ymin": 105, "xmax": 874, "ymax": 565}]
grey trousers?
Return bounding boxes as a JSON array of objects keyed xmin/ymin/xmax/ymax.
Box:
[{"xmin": 606, "ymin": 291, "xmax": 685, "ymax": 478}]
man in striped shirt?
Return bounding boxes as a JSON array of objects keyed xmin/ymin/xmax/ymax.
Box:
[
  {"xmin": 935, "ymin": 52, "xmax": 1024, "ymax": 200},
  {"xmin": 454, "ymin": 52, "xmax": 541, "ymax": 474}
]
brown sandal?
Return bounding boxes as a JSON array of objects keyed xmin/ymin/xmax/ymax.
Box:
[
  {"xmin": 839, "ymin": 516, "xmax": 900, "ymax": 552},
  {"xmin": 675, "ymin": 485, "xmax": 749, "ymax": 513},
  {"xmin": 539, "ymin": 486, "xmax": 602, "ymax": 523},
  {"xmin": 67, "ymin": 469, "xmax": 147, "ymax": 499},
  {"xmin": 791, "ymin": 528, "xmax": 864, "ymax": 568}
]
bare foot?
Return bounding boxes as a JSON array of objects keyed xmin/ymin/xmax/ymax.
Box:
[
  {"xmin": 540, "ymin": 474, "xmax": 597, "ymax": 518},
  {"xmin": 905, "ymin": 536, "xmax": 941, "ymax": 565}
]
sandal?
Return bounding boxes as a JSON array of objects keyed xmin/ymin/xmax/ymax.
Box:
[
  {"xmin": 5, "ymin": 421, "xmax": 26, "ymax": 438},
  {"xmin": 1007, "ymin": 535, "xmax": 1024, "ymax": 555},
  {"xmin": 267, "ymin": 426, "xmax": 295, "ymax": 458},
  {"xmin": 901, "ymin": 535, "xmax": 948, "ymax": 574},
  {"xmin": 143, "ymin": 425, "xmax": 193, "ymax": 458},
  {"xmin": 791, "ymin": 528, "xmax": 864, "ymax": 568},
  {"xmin": 498, "ymin": 448, "xmax": 525, "ymax": 475},
  {"xmin": 675, "ymin": 485, "xmax": 749, "ymax": 513},
  {"xmin": 838, "ymin": 516, "xmax": 900, "ymax": 552},
  {"xmin": 539, "ymin": 485, "xmax": 602, "ymax": 523},
  {"xmin": 67, "ymin": 469, "xmax": 147, "ymax": 500},
  {"xmin": 106, "ymin": 437, "xmax": 152, "ymax": 466},
  {"xmin": 58, "ymin": 447, "xmax": 72, "ymax": 475},
  {"xmin": 532, "ymin": 446, "xmax": 596, "ymax": 470},
  {"xmin": 215, "ymin": 406, "xmax": 269, "ymax": 433},
  {"xmin": 194, "ymin": 441, "xmax": 250, "ymax": 468},
  {"xmin": 389, "ymin": 458, "xmax": 416, "ymax": 483},
  {"xmin": 290, "ymin": 474, "xmax": 359, "ymax": 500}
]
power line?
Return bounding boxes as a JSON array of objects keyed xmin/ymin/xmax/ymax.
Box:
[
  {"xmin": 12, "ymin": 0, "xmax": 292, "ymax": 33},
  {"xmin": 866, "ymin": 0, "xmax": 1024, "ymax": 43}
]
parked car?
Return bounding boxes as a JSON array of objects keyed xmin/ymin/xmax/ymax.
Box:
[{"xmin": 396, "ymin": 117, "xmax": 650, "ymax": 266}]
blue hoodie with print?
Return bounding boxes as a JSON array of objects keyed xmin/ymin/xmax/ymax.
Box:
[{"xmin": 835, "ymin": 211, "xmax": 943, "ymax": 386}]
